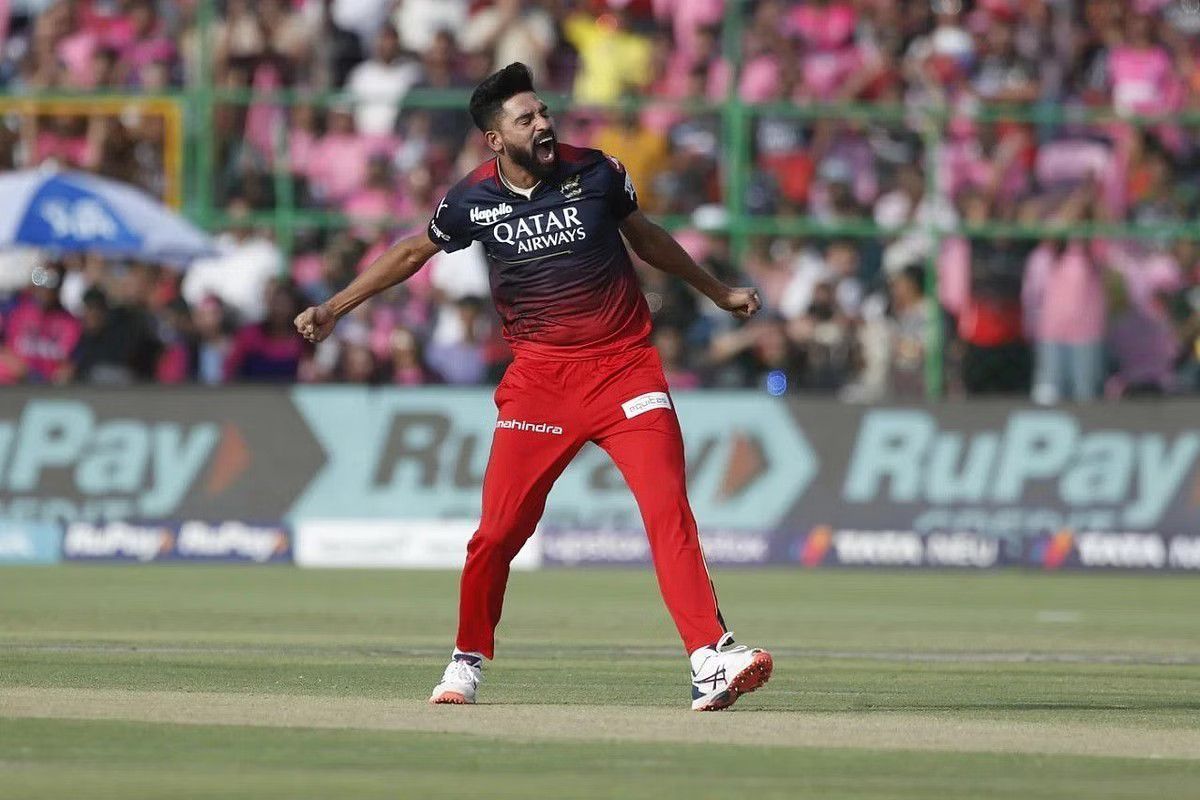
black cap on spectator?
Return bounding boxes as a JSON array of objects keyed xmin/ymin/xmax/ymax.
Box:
[{"xmin": 469, "ymin": 62, "xmax": 535, "ymax": 133}]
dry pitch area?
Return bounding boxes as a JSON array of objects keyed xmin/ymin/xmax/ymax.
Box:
[{"xmin": 2, "ymin": 567, "xmax": 1199, "ymax": 798}]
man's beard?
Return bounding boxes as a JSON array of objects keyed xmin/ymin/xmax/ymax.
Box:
[{"xmin": 507, "ymin": 141, "xmax": 556, "ymax": 181}]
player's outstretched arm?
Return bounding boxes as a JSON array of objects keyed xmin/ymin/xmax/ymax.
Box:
[
  {"xmin": 294, "ymin": 234, "xmax": 441, "ymax": 343},
  {"xmin": 619, "ymin": 210, "xmax": 762, "ymax": 320}
]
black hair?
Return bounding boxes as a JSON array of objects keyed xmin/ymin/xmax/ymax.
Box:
[
  {"xmin": 899, "ymin": 264, "xmax": 927, "ymax": 296},
  {"xmin": 82, "ymin": 287, "xmax": 109, "ymax": 309},
  {"xmin": 469, "ymin": 62, "xmax": 535, "ymax": 133}
]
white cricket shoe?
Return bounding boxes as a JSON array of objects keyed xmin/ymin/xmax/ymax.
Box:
[
  {"xmin": 689, "ymin": 632, "xmax": 773, "ymax": 711},
  {"xmin": 429, "ymin": 653, "xmax": 483, "ymax": 705}
]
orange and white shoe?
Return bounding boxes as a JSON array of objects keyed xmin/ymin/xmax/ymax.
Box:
[
  {"xmin": 429, "ymin": 653, "xmax": 483, "ymax": 705},
  {"xmin": 689, "ymin": 632, "xmax": 773, "ymax": 711}
]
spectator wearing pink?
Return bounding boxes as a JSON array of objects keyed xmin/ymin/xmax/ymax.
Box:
[
  {"xmin": 1096, "ymin": 240, "xmax": 1185, "ymax": 395},
  {"xmin": 1023, "ymin": 240, "xmax": 1106, "ymax": 403},
  {"xmin": 939, "ymin": 126, "xmax": 1031, "ymax": 208},
  {"xmin": 0, "ymin": 265, "xmax": 82, "ymax": 385},
  {"xmin": 789, "ymin": 0, "xmax": 856, "ymax": 49},
  {"xmin": 342, "ymin": 155, "xmax": 413, "ymax": 230},
  {"xmin": 936, "ymin": 236, "xmax": 971, "ymax": 320},
  {"xmin": 1035, "ymin": 137, "xmax": 1126, "ymax": 218},
  {"xmin": 1109, "ymin": 13, "xmax": 1180, "ymax": 116},
  {"xmin": 703, "ymin": 43, "xmax": 782, "ymax": 104},
  {"xmin": 305, "ymin": 106, "xmax": 398, "ymax": 205},
  {"xmin": 287, "ymin": 103, "xmax": 320, "ymax": 175},
  {"xmin": 388, "ymin": 327, "xmax": 436, "ymax": 386},
  {"xmin": 244, "ymin": 61, "xmax": 288, "ymax": 165},
  {"xmin": 56, "ymin": 25, "xmax": 100, "ymax": 88},
  {"xmin": 788, "ymin": 0, "xmax": 869, "ymax": 102},
  {"xmin": 653, "ymin": 0, "xmax": 722, "ymax": 63},
  {"xmin": 31, "ymin": 115, "xmax": 90, "ymax": 168},
  {"xmin": 117, "ymin": 1, "xmax": 175, "ymax": 87}
]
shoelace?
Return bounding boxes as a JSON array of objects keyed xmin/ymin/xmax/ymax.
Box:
[{"xmin": 443, "ymin": 660, "xmax": 482, "ymax": 686}]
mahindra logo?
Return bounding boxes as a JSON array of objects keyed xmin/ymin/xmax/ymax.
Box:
[
  {"xmin": 470, "ymin": 203, "xmax": 513, "ymax": 225},
  {"xmin": 496, "ymin": 419, "xmax": 563, "ymax": 435}
]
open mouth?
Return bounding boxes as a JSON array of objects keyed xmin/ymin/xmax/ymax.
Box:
[{"xmin": 534, "ymin": 133, "xmax": 556, "ymax": 165}]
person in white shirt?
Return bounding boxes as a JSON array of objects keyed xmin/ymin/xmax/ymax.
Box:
[{"xmin": 346, "ymin": 24, "xmax": 421, "ymax": 137}]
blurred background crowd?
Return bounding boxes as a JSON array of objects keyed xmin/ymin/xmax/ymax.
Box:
[{"xmin": 2, "ymin": 0, "xmax": 1200, "ymax": 400}]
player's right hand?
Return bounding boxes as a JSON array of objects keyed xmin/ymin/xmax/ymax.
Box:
[
  {"xmin": 294, "ymin": 302, "xmax": 337, "ymax": 343},
  {"xmin": 717, "ymin": 287, "xmax": 763, "ymax": 320}
]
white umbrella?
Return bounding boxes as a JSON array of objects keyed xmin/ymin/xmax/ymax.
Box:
[{"xmin": 0, "ymin": 168, "xmax": 216, "ymax": 267}]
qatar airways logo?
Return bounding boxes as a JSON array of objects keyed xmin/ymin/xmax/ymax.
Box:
[
  {"xmin": 470, "ymin": 202, "xmax": 513, "ymax": 225},
  {"xmin": 496, "ymin": 418, "xmax": 564, "ymax": 435},
  {"xmin": 492, "ymin": 207, "xmax": 586, "ymax": 255}
]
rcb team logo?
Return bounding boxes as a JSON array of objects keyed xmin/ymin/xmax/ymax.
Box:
[{"xmin": 559, "ymin": 174, "xmax": 583, "ymax": 199}]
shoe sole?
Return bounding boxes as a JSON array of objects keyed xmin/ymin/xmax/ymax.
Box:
[
  {"xmin": 694, "ymin": 651, "xmax": 773, "ymax": 712},
  {"xmin": 429, "ymin": 691, "xmax": 471, "ymax": 705}
]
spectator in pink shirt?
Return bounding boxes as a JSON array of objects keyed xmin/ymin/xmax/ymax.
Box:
[
  {"xmin": 305, "ymin": 106, "xmax": 398, "ymax": 205},
  {"xmin": 1097, "ymin": 239, "xmax": 1185, "ymax": 395},
  {"xmin": 1109, "ymin": 13, "xmax": 1179, "ymax": 116},
  {"xmin": 342, "ymin": 154, "xmax": 411, "ymax": 228},
  {"xmin": 1023, "ymin": 241, "xmax": 1106, "ymax": 403},
  {"xmin": 1022, "ymin": 189, "xmax": 1107, "ymax": 403},
  {"xmin": 0, "ymin": 264, "xmax": 82, "ymax": 385},
  {"xmin": 653, "ymin": 0, "xmax": 722, "ymax": 64},
  {"xmin": 117, "ymin": 0, "xmax": 175, "ymax": 88},
  {"xmin": 388, "ymin": 326, "xmax": 436, "ymax": 386}
]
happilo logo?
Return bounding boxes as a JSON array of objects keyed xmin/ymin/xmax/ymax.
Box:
[
  {"xmin": 496, "ymin": 418, "xmax": 564, "ymax": 435},
  {"xmin": 470, "ymin": 202, "xmax": 513, "ymax": 225},
  {"xmin": 0, "ymin": 400, "xmax": 244, "ymax": 522},
  {"xmin": 492, "ymin": 207, "xmax": 586, "ymax": 255},
  {"xmin": 844, "ymin": 410, "xmax": 1200, "ymax": 537},
  {"xmin": 621, "ymin": 392, "xmax": 672, "ymax": 419}
]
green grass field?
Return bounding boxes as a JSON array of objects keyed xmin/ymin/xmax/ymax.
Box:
[{"xmin": 2, "ymin": 566, "xmax": 1200, "ymax": 799}]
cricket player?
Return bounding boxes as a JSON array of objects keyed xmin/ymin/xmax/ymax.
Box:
[{"xmin": 295, "ymin": 63, "xmax": 773, "ymax": 711}]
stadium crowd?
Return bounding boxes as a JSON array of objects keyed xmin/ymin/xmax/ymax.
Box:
[{"xmin": 2, "ymin": 0, "xmax": 1200, "ymax": 399}]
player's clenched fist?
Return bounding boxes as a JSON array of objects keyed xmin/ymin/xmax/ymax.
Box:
[
  {"xmin": 294, "ymin": 302, "xmax": 336, "ymax": 343},
  {"xmin": 717, "ymin": 287, "xmax": 762, "ymax": 319}
]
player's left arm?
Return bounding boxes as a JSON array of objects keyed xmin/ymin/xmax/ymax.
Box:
[{"xmin": 620, "ymin": 210, "xmax": 762, "ymax": 319}]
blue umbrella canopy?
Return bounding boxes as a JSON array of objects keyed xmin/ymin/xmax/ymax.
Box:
[{"xmin": 0, "ymin": 168, "xmax": 215, "ymax": 266}]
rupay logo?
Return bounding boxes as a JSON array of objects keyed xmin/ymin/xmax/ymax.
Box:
[
  {"xmin": 844, "ymin": 410, "xmax": 1200, "ymax": 533},
  {"xmin": 0, "ymin": 400, "xmax": 220, "ymax": 522}
]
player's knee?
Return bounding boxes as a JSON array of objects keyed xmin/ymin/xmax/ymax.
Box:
[{"xmin": 466, "ymin": 523, "xmax": 529, "ymax": 561}]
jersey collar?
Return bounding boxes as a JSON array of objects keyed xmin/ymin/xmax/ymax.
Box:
[{"xmin": 495, "ymin": 158, "xmax": 541, "ymax": 200}]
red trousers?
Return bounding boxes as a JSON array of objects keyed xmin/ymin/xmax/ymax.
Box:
[{"xmin": 457, "ymin": 346, "xmax": 726, "ymax": 658}]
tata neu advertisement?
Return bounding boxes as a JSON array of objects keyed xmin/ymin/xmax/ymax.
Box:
[{"xmin": 0, "ymin": 388, "xmax": 1197, "ymax": 570}]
